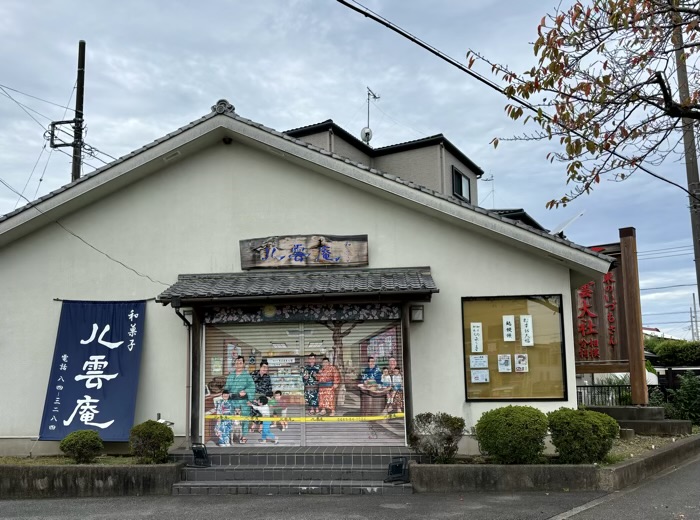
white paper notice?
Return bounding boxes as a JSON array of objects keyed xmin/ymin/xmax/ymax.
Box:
[
  {"xmin": 470, "ymin": 322, "xmax": 483, "ymax": 352},
  {"xmin": 497, "ymin": 354, "xmax": 512, "ymax": 373},
  {"xmin": 471, "ymin": 369, "xmax": 490, "ymax": 383},
  {"xmin": 520, "ymin": 315, "xmax": 534, "ymax": 346},
  {"xmin": 470, "ymin": 354, "xmax": 488, "ymax": 369},
  {"xmin": 515, "ymin": 353, "xmax": 529, "ymax": 373},
  {"xmin": 503, "ymin": 315, "xmax": 516, "ymax": 342}
]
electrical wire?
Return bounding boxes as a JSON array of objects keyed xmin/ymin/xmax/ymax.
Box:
[
  {"xmin": 640, "ymin": 283, "xmax": 697, "ymax": 291},
  {"xmin": 336, "ymin": 0, "xmax": 700, "ymax": 203},
  {"xmin": 638, "ymin": 245, "xmax": 693, "ymax": 255},
  {"xmin": 32, "ymin": 83, "xmax": 77, "ymax": 200},
  {"xmin": 0, "ymin": 86, "xmax": 48, "ymax": 131},
  {"xmin": 14, "ymin": 143, "xmax": 47, "ymax": 209},
  {"xmin": 643, "ymin": 310, "xmax": 693, "ymax": 316},
  {"xmin": 0, "ymin": 175, "xmax": 170, "ymax": 287},
  {"xmin": 0, "ymin": 83, "xmax": 76, "ymax": 112},
  {"xmin": 638, "ymin": 252, "xmax": 694, "ymax": 260}
]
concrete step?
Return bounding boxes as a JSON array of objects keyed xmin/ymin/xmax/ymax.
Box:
[
  {"xmin": 171, "ymin": 448, "xmax": 419, "ymax": 468},
  {"xmin": 172, "ymin": 480, "xmax": 412, "ymax": 496},
  {"xmin": 617, "ymin": 420, "xmax": 692, "ymax": 436},
  {"xmin": 181, "ymin": 465, "xmax": 388, "ymax": 482},
  {"xmin": 587, "ymin": 406, "xmax": 665, "ymax": 421}
]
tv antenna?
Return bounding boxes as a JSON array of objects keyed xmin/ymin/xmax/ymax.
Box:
[{"xmin": 361, "ymin": 86, "xmax": 380, "ymax": 144}]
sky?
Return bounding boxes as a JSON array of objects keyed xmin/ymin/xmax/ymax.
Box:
[{"xmin": 0, "ymin": 0, "xmax": 696, "ymax": 339}]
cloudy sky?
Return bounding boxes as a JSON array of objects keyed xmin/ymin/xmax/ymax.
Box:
[{"xmin": 0, "ymin": 0, "xmax": 696, "ymax": 339}]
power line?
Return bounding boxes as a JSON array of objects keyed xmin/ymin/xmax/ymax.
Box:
[
  {"xmin": 0, "ymin": 176, "xmax": 170, "ymax": 287},
  {"xmin": 0, "ymin": 85, "xmax": 48, "ymax": 131},
  {"xmin": 638, "ymin": 252, "xmax": 694, "ymax": 261},
  {"xmin": 0, "ymin": 83, "xmax": 75, "ymax": 112},
  {"xmin": 14, "ymin": 143, "xmax": 47, "ymax": 209},
  {"xmin": 336, "ymin": 0, "xmax": 700, "ymax": 203},
  {"xmin": 643, "ymin": 310, "xmax": 690, "ymax": 316},
  {"xmin": 33, "ymin": 83, "xmax": 77, "ymax": 200},
  {"xmin": 643, "ymin": 320, "xmax": 692, "ymax": 325},
  {"xmin": 640, "ymin": 283, "xmax": 697, "ymax": 291},
  {"xmin": 638, "ymin": 245, "xmax": 693, "ymax": 255}
]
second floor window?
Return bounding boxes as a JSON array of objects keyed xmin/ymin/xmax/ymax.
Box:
[{"xmin": 452, "ymin": 167, "xmax": 471, "ymax": 203}]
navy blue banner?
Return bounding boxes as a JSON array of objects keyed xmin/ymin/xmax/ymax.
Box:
[{"xmin": 39, "ymin": 301, "xmax": 146, "ymax": 441}]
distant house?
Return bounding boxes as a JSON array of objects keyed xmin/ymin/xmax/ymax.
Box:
[{"xmin": 0, "ymin": 99, "xmax": 611, "ymax": 455}]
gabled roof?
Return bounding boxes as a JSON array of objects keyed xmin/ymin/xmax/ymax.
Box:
[
  {"xmin": 157, "ymin": 267, "xmax": 438, "ymax": 304},
  {"xmin": 285, "ymin": 120, "xmax": 484, "ymax": 177},
  {"xmin": 0, "ymin": 99, "xmax": 612, "ymax": 278}
]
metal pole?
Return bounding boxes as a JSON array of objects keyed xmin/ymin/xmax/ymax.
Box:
[
  {"xmin": 672, "ymin": 13, "xmax": 700, "ymax": 304},
  {"xmin": 691, "ymin": 306, "xmax": 696, "ymax": 341},
  {"xmin": 71, "ymin": 40, "xmax": 86, "ymax": 182}
]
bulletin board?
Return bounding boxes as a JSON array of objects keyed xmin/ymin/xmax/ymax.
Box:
[{"xmin": 462, "ymin": 295, "xmax": 567, "ymax": 401}]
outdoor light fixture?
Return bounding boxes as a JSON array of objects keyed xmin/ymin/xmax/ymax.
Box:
[{"xmin": 409, "ymin": 305, "xmax": 425, "ymax": 322}]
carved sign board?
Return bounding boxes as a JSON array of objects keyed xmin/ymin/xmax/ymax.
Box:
[
  {"xmin": 240, "ymin": 234, "xmax": 369, "ymax": 270},
  {"xmin": 575, "ymin": 241, "xmax": 630, "ymax": 372}
]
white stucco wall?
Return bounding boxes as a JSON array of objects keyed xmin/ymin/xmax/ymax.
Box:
[{"xmin": 0, "ymin": 139, "xmax": 578, "ymax": 453}]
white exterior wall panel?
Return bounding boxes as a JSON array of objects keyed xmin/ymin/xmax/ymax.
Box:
[{"xmin": 0, "ymin": 140, "xmax": 576, "ymax": 453}]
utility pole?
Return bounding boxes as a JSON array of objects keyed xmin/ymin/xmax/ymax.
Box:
[
  {"xmin": 71, "ymin": 40, "xmax": 86, "ymax": 182},
  {"xmin": 672, "ymin": 8, "xmax": 700, "ymax": 304},
  {"xmin": 48, "ymin": 41, "xmax": 86, "ymax": 182}
]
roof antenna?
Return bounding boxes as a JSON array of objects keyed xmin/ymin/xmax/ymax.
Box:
[{"xmin": 361, "ymin": 86, "xmax": 380, "ymax": 145}]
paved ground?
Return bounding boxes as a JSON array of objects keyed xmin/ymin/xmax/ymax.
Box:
[{"xmin": 3, "ymin": 454, "xmax": 700, "ymax": 520}]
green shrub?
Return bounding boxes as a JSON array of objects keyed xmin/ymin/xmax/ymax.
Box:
[
  {"xmin": 474, "ymin": 406, "xmax": 547, "ymax": 464},
  {"xmin": 667, "ymin": 371, "xmax": 700, "ymax": 425},
  {"xmin": 408, "ymin": 412, "xmax": 465, "ymax": 464},
  {"xmin": 129, "ymin": 420, "xmax": 174, "ymax": 463},
  {"xmin": 547, "ymin": 408, "xmax": 619, "ymax": 464},
  {"xmin": 648, "ymin": 339, "xmax": 700, "ymax": 366},
  {"xmin": 59, "ymin": 430, "xmax": 103, "ymax": 464}
]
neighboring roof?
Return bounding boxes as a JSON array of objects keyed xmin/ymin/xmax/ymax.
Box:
[
  {"xmin": 0, "ymin": 99, "xmax": 613, "ymax": 278},
  {"xmin": 491, "ymin": 209, "xmax": 548, "ymax": 232},
  {"xmin": 157, "ymin": 267, "xmax": 438, "ymax": 304},
  {"xmin": 285, "ymin": 120, "xmax": 484, "ymax": 177}
]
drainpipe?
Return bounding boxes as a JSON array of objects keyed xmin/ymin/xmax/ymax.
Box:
[
  {"xmin": 328, "ymin": 128, "xmax": 334, "ymax": 153},
  {"xmin": 439, "ymin": 143, "xmax": 446, "ymax": 194}
]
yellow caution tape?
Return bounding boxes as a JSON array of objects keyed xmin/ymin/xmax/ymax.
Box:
[{"xmin": 205, "ymin": 413, "xmax": 405, "ymax": 422}]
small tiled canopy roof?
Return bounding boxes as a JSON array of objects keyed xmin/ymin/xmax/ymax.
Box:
[{"xmin": 157, "ymin": 267, "xmax": 438, "ymax": 305}]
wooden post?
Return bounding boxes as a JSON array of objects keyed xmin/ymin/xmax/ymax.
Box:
[{"xmin": 620, "ymin": 227, "xmax": 648, "ymax": 405}]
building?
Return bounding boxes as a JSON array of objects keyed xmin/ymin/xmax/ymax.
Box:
[{"xmin": 0, "ymin": 99, "xmax": 611, "ymax": 455}]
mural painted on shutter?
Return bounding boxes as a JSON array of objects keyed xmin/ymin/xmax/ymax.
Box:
[{"xmin": 203, "ymin": 319, "xmax": 405, "ymax": 447}]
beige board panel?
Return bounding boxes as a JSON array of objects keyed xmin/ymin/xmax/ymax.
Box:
[{"xmin": 203, "ymin": 320, "xmax": 406, "ymax": 447}]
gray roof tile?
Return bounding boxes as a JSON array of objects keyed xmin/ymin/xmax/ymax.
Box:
[{"xmin": 157, "ymin": 267, "xmax": 438, "ymax": 302}]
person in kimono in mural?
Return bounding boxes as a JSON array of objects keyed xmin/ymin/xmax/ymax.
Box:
[
  {"xmin": 250, "ymin": 360, "xmax": 272, "ymax": 433},
  {"xmin": 302, "ymin": 353, "xmax": 321, "ymax": 414},
  {"xmin": 213, "ymin": 389, "xmax": 234, "ymax": 446},
  {"xmin": 360, "ymin": 356, "xmax": 382, "ymax": 386},
  {"xmin": 224, "ymin": 355, "xmax": 255, "ymax": 443},
  {"xmin": 317, "ymin": 356, "xmax": 341, "ymax": 416}
]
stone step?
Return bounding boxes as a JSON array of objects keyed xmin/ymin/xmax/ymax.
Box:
[
  {"xmin": 587, "ymin": 406, "xmax": 665, "ymax": 421},
  {"xmin": 171, "ymin": 448, "xmax": 419, "ymax": 468},
  {"xmin": 172, "ymin": 480, "xmax": 412, "ymax": 496},
  {"xmin": 181, "ymin": 465, "xmax": 389, "ymax": 482},
  {"xmin": 617, "ymin": 420, "xmax": 692, "ymax": 436}
]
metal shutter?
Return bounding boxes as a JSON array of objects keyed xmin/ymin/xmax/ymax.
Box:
[{"xmin": 203, "ymin": 320, "xmax": 405, "ymax": 446}]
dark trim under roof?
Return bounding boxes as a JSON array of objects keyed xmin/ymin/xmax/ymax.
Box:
[
  {"xmin": 491, "ymin": 209, "xmax": 548, "ymax": 232},
  {"xmin": 157, "ymin": 267, "xmax": 438, "ymax": 306},
  {"xmin": 285, "ymin": 120, "xmax": 484, "ymax": 178}
]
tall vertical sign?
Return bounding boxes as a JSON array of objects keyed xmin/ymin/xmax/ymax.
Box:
[{"xmin": 39, "ymin": 301, "xmax": 146, "ymax": 441}]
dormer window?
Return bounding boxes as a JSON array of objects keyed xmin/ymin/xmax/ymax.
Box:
[{"xmin": 452, "ymin": 166, "xmax": 471, "ymax": 203}]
